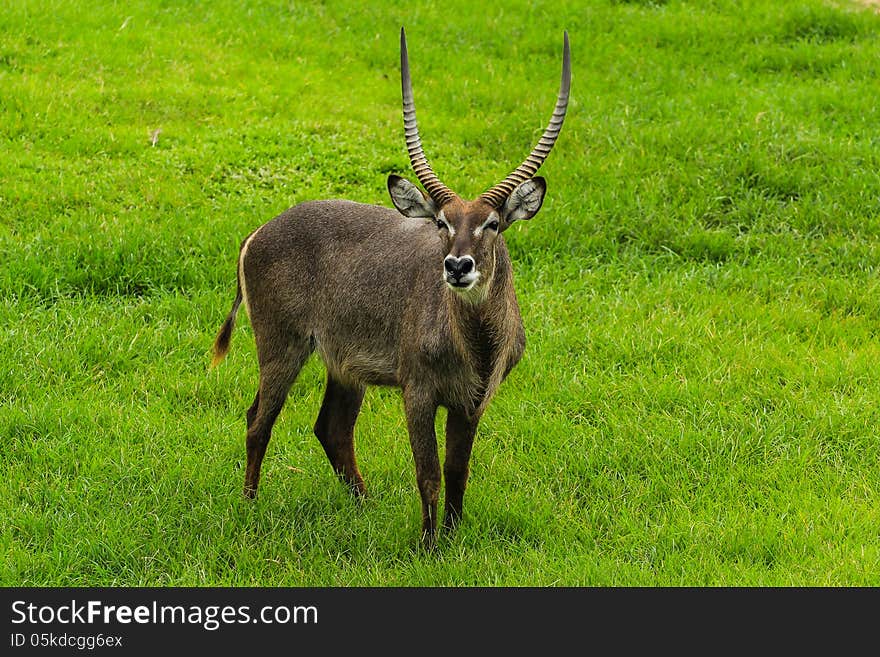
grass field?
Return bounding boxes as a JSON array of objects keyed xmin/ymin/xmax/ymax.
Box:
[{"xmin": 2, "ymin": 0, "xmax": 880, "ymax": 586}]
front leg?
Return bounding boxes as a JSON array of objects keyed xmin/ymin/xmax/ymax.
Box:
[
  {"xmin": 443, "ymin": 408, "xmax": 478, "ymax": 532},
  {"xmin": 403, "ymin": 388, "xmax": 441, "ymax": 549}
]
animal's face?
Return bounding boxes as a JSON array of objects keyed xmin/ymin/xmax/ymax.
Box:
[
  {"xmin": 434, "ymin": 200, "xmax": 501, "ymax": 293},
  {"xmin": 388, "ymin": 175, "xmax": 547, "ymax": 302}
]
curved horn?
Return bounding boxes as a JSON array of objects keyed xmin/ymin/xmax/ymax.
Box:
[
  {"xmin": 399, "ymin": 27, "xmax": 456, "ymax": 207},
  {"xmin": 479, "ymin": 31, "xmax": 571, "ymax": 208}
]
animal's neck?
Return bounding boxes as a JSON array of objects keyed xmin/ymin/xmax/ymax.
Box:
[
  {"xmin": 445, "ymin": 240, "xmax": 520, "ymax": 415},
  {"xmin": 446, "ymin": 241, "xmax": 511, "ymax": 334}
]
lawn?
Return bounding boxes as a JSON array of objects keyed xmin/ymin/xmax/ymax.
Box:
[{"xmin": 2, "ymin": 0, "xmax": 879, "ymax": 585}]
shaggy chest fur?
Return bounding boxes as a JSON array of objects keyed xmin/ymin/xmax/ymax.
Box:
[{"xmin": 402, "ymin": 285, "xmax": 526, "ymax": 415}]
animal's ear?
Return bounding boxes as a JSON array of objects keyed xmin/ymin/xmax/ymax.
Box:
[
  {"xmin": 388, "ymin": 174, "xmax": 437, "ymax": 218},
  {"xmin": 500, "ymin": 177, "xmax": 546, "ymax": 227}
]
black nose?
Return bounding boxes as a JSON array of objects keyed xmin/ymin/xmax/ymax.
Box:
[{"xmin": 444, "ymin": 257, "xmax": 473, "ymax": 277}]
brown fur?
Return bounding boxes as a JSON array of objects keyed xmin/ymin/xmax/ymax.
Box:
[
  {"xmin": 211, "ymin": 299, "xmax": 239, "ymax": 368},
  {"xmin": 214, "ymin": 195, "xmax": 534, "ymax": 547},
  {"xmin": 212, "ymin": 29, "xmax": 568, "ymax": 549}
]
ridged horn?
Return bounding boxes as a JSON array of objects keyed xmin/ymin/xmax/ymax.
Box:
[
  {"xmin": 399, "ymin": 27, "xmax": 456, "ymax": 207},
  {"xmin": 479, "ymin": 31, "xmax": 571, "ymax": 208}
]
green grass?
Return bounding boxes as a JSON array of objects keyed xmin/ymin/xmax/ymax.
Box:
[{"xmin": 2, "ymin": 0, "xmax": 880, "ymax": 586}]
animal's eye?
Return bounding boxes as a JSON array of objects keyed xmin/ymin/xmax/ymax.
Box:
[
  {"xmin": 486, "ymin": 220, "xmax": 500, "ymax": 232},
  {"xmin": 436, "ymin": 220, "xmax": 447, "ymax": 230}
]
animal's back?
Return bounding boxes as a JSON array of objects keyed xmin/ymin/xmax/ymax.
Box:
[{"xmin": 241, "ymin": 200, "xmax": 441, "ymax": 386}]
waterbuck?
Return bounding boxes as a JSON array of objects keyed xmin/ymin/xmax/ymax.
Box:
[{"xmin": 212, "ymin": 28, "xmax": 571, "ymax": 547}]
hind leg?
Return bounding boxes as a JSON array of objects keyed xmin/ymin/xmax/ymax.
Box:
[
  {"xmin": 313, "ymin": 375, "xmax": 367, "ymax": 497},
  {"xmin": 246, "ymin": 392, "xmax": 260, "ymax": 429},
  {"xmin": 244, "ymin": 343, "xmax": 312, "ymax": 498}
]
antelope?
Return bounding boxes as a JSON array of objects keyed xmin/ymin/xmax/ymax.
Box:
[{"xmin": 212, "ymin": 28, "xmax": 571, "ymax": 548}]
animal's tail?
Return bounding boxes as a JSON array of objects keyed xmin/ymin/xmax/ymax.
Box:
[
  {"xmin": 212, "ymin": 228, "xmax": 260, "ymax": 368},
  {"xmin": 211, "ymin": 266, "xmax": 244, "ymax": 368},
  {"xmin": 211, "ymin": 286, "xmax": 243, "ymax": 368},
  {"xmin": 211, "ymin": 294, "xmax": 242, "ymax": 367}
]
